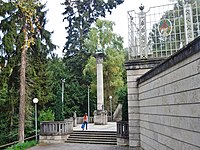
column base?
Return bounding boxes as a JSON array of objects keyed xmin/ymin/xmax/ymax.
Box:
[{"xmin": 94, "ymin": 110, "xmax": 107, "ymax": 125}]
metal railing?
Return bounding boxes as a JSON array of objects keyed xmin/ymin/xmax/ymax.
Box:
[
  {"xmin": 0, "ymin": 135, "xmax": 36, "ymax": 149},
  {"xmin": 117, "ymin": 121, "xmax": 129, "ymax": 139},
  {"xmin": 128, "ymin": 1, "xmax": 200, "ymax": 60},
  {"xmin": 40, "ymin": 120, "xmax": 73, "ymax": 136}
]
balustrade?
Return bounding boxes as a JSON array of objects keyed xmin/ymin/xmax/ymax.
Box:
[
  {"xmin": 117, "ymin": 121, "xmax": 129, "ymax": 138},
  {"xmin": 40, "ymin": 120, "xmax": 73, "ymax": 136}
]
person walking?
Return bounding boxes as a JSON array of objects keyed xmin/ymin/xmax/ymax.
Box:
[{"xmin": 83, "ymin": 113, "xmax": 88, "ymax": 130}]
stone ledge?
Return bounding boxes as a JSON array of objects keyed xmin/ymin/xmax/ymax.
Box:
[
  {"xmin": 125, "ymin": 59, "xmax": 164, "ymax": 70},
  {"xmin": 117, "ymin": 137, "xmax": 129, "ymax": 146},
  {"xmin": 39, "ymin": 135, "xmax": 69, "ymax": 144}
]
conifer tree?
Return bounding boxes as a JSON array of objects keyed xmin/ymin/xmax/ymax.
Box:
[{"xmin": 0, "ymin": 0, "xmax": 55, "ymax": 142}]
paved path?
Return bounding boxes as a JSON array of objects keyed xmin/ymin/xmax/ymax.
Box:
[
  {"xmin": 29, "ymin": 122, "xmax": 129, "ymax": 150},
  {"xmin": 73, "ymin": 122, "xmax": 117, "ymax": 131},
  {"xmin": 28, "ymin": 143, "xmax": 129, "ymax": 150}
]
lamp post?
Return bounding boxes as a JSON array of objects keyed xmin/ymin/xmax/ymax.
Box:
[
  {"xmin": 33, "ymin": 98, "xmax": 38, "ymax": 142},
  {"xmin": 109, "ymin": 96, "xmax": 112, "ymax": 121},
  {"xmin": 88, "ymin": 85, "xmax": 90, "ymax": 123},
  {"xmin": 61, "ymin": 79, "xmax": 65, "ymax": 113}
]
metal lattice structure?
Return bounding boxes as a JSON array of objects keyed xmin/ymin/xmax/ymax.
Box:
[{"xmin": 128, "ymin": 1, "xmax": 200, "ymax": 60}]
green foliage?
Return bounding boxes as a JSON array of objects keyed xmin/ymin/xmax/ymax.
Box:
[
  {"xmin": 62, "ymin": 0, "xmax": 124, "ymax": 56},
  {"xmin": 84, "ymin": 19, "xmax": 125, "ymax": 111},
  {"xmin": 44, "ymin": 57, "xmax": 65, "ymax": 121},
  {"xmin": 0, "ymin": 0, "xmax": 125, "ymax": 146},
  {"xmin": 63, "ymin": 52, "xmax": 92, "ymax": 117},
  {"xmin": 0, "ymin": 0, "xmax": 56, "ymax": 144},
  {"xmin": 5, "ymin": 140, "xmax": 37, "ymax": 150},
  {"xmin": 61, "ymin": 0, "xmax": 125, "ymax": 118},
  {"xmin": 38, "ymin": 109, "xmax": 55, "ymax": 122}
]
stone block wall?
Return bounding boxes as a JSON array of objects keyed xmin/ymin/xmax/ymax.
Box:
[
  {"xmin": 126, "ymin": 59, "xmax": 163, "ymax": 148},
  {"xmin": 127, "ymin": 69, "xmax": 149, "ymax": 148},
  {"xmin": 40, "ymin": 135, "xmax": 69, "ymax": 144},
  {"xmin": 126, "ymin": 37, "xmax": 200, "ymax": 150},
  {"xmin": 138, "ymin": 48, "xmax": 200, "ymax": 150}
]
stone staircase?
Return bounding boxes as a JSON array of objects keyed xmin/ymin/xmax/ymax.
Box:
[{"xmin": 66, "ymin": 130, "xmax": 117, "ymax": 145}]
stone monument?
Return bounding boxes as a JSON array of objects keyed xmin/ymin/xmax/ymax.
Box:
[{"xmin": 93, "ymin": 46, "xmax": 107, "ymax": 125}]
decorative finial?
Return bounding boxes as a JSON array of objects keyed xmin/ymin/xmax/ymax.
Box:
[
  {"xmin": 184, "ymin": 0, "xmax": 190, "ymax": 4},
  {"xmin": 139, "ymin": 4, "xmax": 144, "ymax": 11}
]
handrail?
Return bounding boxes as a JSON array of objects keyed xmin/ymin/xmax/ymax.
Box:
[
  {"xmin": 113, "ymin": 104, "xmax": 122, "ymax": 121},
  {"xmin": 0, "ymin": 134, "xmax": 36, "ymax": 149}
]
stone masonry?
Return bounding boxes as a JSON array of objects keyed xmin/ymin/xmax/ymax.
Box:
[{"xmin": 126, "ymin": 37, "xmax": 200, "ymax": 149}]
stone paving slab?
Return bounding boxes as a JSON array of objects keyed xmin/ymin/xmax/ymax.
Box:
[
  {"xmin": 28, "ymin": 143, "xmax": 129, "ymax": 150},
  {"xmin": 73, "ymin": 122, "xmax": 117, "ymax": 131}
]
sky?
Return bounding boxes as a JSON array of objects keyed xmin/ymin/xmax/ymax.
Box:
[{"xmin": 44, "ymin": 0, "xmax": 174, "ymax": 57}]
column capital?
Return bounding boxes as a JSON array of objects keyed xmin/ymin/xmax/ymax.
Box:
[{"xmin": 94, "ymin": 52, "xmax": 105, "ymax": 64}]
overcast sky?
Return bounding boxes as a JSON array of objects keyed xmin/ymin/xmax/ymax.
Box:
[{"xmin": 44, "ymin": 0, "xmax": 173, "ymax": 57}]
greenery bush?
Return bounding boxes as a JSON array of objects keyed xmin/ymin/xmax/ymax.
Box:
[
  {"xmin": 38, "ymin": 109, "xmax": 55, "ymax": 122},
  {"xmin": 5, "ymin": 140, "xmax": 37, "ymax": 150}
]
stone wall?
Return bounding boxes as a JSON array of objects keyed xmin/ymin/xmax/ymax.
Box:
[
  {"xmin": 126, "ymin": 37, "xmax": 200, "ymax": 149},
  {"xmin": 40, "ymin": 135, "xmax": 70, "ymax": 144},
  {"xmin": 126, "ymin": 59, "xmax": 163, "ymax": 148}
]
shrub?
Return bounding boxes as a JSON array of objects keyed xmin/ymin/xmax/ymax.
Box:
[
  {"xmin": 5, "ymin": 140, "xmax": 36, "ymax": 150},
  {"xmin": 38, "ymin": 109, "xmax": 55, "ymax": 122}
]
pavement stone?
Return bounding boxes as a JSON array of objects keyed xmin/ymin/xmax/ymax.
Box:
[
  {"xmin": 28, "ymin": 143, "xmax": 129, "ymax": 150},
  {"xmin": 73, "ymin": 122, "xmax": 117, "ymax": 131}
]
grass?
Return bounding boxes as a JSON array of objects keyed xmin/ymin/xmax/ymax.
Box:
[{"xmin": 5, "ymin": 140, "xmax": 37, "ymax": 150}]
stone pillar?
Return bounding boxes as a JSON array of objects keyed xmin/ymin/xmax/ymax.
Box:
[
  {"xmin": 96, "ymin": 53, "xmax": 104, "ymax": 110},
  {"xmin": 73, "ymin": 111, "xmax": 77, "ymax": 127},
  {"xmin": 94, "ymin": 110, "xmax": 107, "ymax": 125},
  {"xmin": 125, "ymin": 59, "xmax": 163, "ymax": 149},
  {"xmin": 94, "ymin": 52, "xmax": 107, "ymax": 125}
]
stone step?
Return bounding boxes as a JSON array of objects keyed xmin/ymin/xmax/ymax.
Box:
[
  {"xmin": 70, "ymin": 135, "xmax": 116, "ymax": 138},
  {"xmin": 71, "ymin": 133, "xmax": 116, "ymax": 137},
  {"xmin": 67, "ymin": 138, "xmax": 116, "ymax": 142},
  {"xmin": 72, "ymin": 130, "xmax": 116, "ymax": 134},
  {"xmin": 66, "ymin": 130, "xmax": 117, "ymax": 145},
  {"xmin": 66, "ymin": 140, "xmax": 117, "ymax": 145}
]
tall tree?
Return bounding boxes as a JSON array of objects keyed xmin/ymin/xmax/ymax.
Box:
[
  {"xmin": 0, "ymin": 0, "xmax": 55, "ymax": 142},
  {"xmin": 62, "ymin": 0, "xmax": 124, "ymax": 56},
  {"xmin": 61, "ymin": 0, "xmax": 124, "ymax": 116},
  {"xmin": 16, "ymin": 0, "xmax": 43, "ymax": 142}
]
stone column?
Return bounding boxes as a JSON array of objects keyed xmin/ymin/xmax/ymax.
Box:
[
  {"xmin": 96, "ymin": 53, "xmax": 104, "ymax": 110},
  {"xmin": 73, "ymin": 111, "xmax": 77, "ymax": 127},
  {"xmin": 94, "ymin": 52, "xmax": 107, "ymax": 125},
  {"xmin": 125, "ymin": 59, "xmax": 163, "ymax": 149}
]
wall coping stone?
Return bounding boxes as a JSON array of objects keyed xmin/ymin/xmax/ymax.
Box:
[{"xmin": 125, "ymin": 58, "xmax": 164, "ymax": 70}]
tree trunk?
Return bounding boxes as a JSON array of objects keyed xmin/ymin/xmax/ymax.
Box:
[
  {"xmin": 19, "ymin": 27, "xmax": 27, "ymax": 143},
  {"xmin": 10, "ymin": 97, "xmax": 14, "ymax": 131}
]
